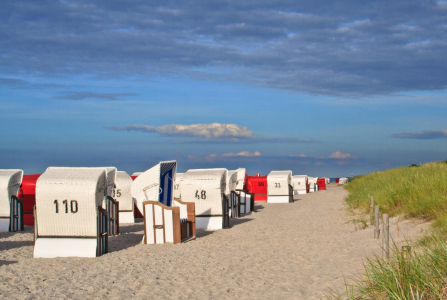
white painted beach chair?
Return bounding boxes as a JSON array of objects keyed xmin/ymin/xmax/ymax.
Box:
[
  {"xmin": 308, "ymin": 177, "xmax": 317, "ymax": 192},
  {"xmin": 115, "ymin": 171, "xmax": 134, "ymax": 224},
  {"xmin": 267, "ymin": 171, "xmax": 293, "ymax": 203},
  {"xmin": 34, "ymin": 167, "xmax": 109, "ymax": 258},
  {"xmin": 226, "ymin": 170, "xmax": 240, "ymax": 218},
  {"xmin": 0, "ymin": 169, "xmax": 24, "ymax": 232},
  {"xmin": 292, "ymin": 175, "xmax": 308, "ymax": 195},
  {"xmin": 339, "ymin": 177, "xmax": 348, "ymax": 185},
  {"xmin": 132, "ymin": 172, "xmax": 143, "ymax": 177},
  {"xmin": 180, "ymin": 168, "xmax": 229, "ymax": 230},
  {"xmin": 173, "ymin": 172, "xmax": 184, "ymax": 200},
  {"xmin": 229, "ymin": 168, "xmax": 253, "ymax": 215},
  {"xmin": 131, "ymin": 161, "xmax": 196, "ymax": 244}
]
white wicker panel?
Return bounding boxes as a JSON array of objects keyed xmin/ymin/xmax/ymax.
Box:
[
  {"xmin": 226, "ymin": 171, "xmax": 237, "ymax": 195},
  {"xmin": 115, "ymin": 171, "xmax": 133, "ymax": 211},
  {"xmin": 234, "ymin": 168, "xmax": 246, "ymax": 191},
  {"xmin": 267, "ymin": 171, "xmax": 292, "ymax": 196},
  {"xmin": 36, "ymin": 167, "xmax": 106, "ymax": 237},
  {"xmin": 132, "ymin": 172, "xmax": 142, "ymax": 176},
  {"xmin": 292, "ymin": 175, "xmax": 307, "ymax": 191},
  {"xmin": 181, "ymin": 184, "xmax": 223, "ymax": 216},
  {"xmin": 154, "ymin": 205, "xmax": 163, "ymax": 225},
  {"xmin": 0, "ymin": 169, "xmax": 23, "ymax": 217},
  {"xmin": 173, "ymin": 173, "xmax": 184, "ymax": 199},
  {"xmin": 144, "ymin": 204, "xmax": 154, "ymax": 244},
  {"xmin": 181, "ymin": 168, "xmax": 227, "ymax": 216},
  {"xmin": 164, "ymin": 209, "xmax": 173, "ymax": 243},
  {"xmin": 131, "ymin": 164, "xmax": 161, "ymax": 215}
]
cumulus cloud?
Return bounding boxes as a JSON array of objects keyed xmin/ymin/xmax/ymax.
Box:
[
  {"xmin": 105, "ymin": 123, "xmax": 312, "ymax": 143},
  {"xmin": 2, "ymin": 1, "xmax": 447, "ymax": 96},
  {"xmin": 329, "ymin": 150, "xmax": 351, "ymax": 159},
  {"xmin": 223, "ymin": 151, "xmax": 261, "ymax": 157},
  {"xmin": 106, "ymin": 123, "xmax": 254, "ymax": 139},
  {"xmin": 54, "ymin": 92, "xmax": 137, "ymax": 101},
  {"xmin": 392, "ymin": 129, "xmax": 447, "ymax": 139}
]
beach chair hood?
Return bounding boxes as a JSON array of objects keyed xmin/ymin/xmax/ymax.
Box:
[
  {"xmin": 0, "ymin": 169, "xmax": 23, "ymax": 217},
  {"xmin": 131, "ymin": 161, "xmax": 177, "ymax": 215}
]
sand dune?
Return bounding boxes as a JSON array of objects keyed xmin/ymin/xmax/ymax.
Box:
[{"xmin": 0, "ymin": 184, "xmax": 429, "ymax": 299}]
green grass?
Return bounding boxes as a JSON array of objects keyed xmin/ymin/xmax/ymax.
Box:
[
  {"xmin": 328, "ymin": 236, "xmax": 447, "ymax": 299},
  {"xmin": 344, "ymin": 161, "xmax": 447, "ymax": 232}
]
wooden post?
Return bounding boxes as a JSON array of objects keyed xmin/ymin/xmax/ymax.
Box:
[
  {"xmin": 370, "ymin": 196, "xmax": 374, "ymax": 225},
  {"xmin": 402, "ymin": 246, "xmax": 411, "ymax": 277},
  {"xmin": 383, "ymin": 213, "xmax": 389, "ymax": 258},
  {"xmin": 374, "ymin": 205, "xmax": 380, "ymax": 239}
]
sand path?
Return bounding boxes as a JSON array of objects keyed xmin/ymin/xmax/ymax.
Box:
[{"xmin": 0, "ymin": 184, "xmax": 429, "ymax": 299}]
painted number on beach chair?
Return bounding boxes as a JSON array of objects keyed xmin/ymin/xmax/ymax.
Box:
[
  {"xmin": 195, "ymin": 190, "xmax": 207, "ymax": 199},
  {"xmin": 174, "ymin": 184, "xmax": 179, "ymax": 190},
  {"xmin": 258, "ymin": 182, "xmax": 264, "ymax": 186},
  {"xmin": 112, "ymin": 189, "xmax": 122, "ymax": 197},
  {"xmin": 275, "ymin": 183, "xmax": 281, "ymax": 188},
  {"xmin": 54, "ymin": 200, "xmax": 78, "ymax": 213}
]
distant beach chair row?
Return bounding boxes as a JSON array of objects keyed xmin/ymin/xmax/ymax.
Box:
[{"xmin": 0, "ymin": 164, "xmax": 333, "ymax": 258}]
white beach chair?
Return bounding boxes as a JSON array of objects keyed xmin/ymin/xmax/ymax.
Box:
[
  {"xmin": 115, "ymin": 171, "xmax": 134, "ymax": 224},
  {"xmin": 292, "ymin": 175, "xmax": 308, "ymax": 195},
  {"xmin": 180, "ymin": 168, "xmax": 229, "ymax": 230},
  {"xmin": 131, "ymin": 161, "xmax": 196, "ymax": 244},
  {"xmin": 173, "ymin": 172, "xmax": 184, "ymax": 200},
  {"xmin": 229, "ymin": 168, "xmax": 253, "ymax": 216},
  {"xmin": 0, "ymin": 169, "xmax": 24, "ymax": 232},
  {"xmin": 226, "ymin": 170, "xmax": 240, "ymax": 218},
  {"xmin": 267, "ymin": 171, "xmax": 293, "ymax": 203},
  {"xmin": 33, "ymin": 167, "xmax": 109, "ymax": 258}
]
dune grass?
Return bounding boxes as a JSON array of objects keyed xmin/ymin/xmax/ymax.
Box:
[
  {"xmin": 344, "ymin": 161, "xmax": 447, "ymax": 233},
  {"xmin": 329, "ymin": 236, "xmax": 447, "ymax": 299}
]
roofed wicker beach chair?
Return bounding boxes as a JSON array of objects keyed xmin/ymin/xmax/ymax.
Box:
[
  {"xmin": 308, "ymin": 177, "xmax": 316, "ymax": 192},
  {"xmin": 115, "ymin": 171, "xmax": 134, "ymax": 224},
  {"xmin": 0, "ymin": 169, "xmax": 24, "ymax": 232},
  {"xmin": 292, "ymin": 175, "xmax": 308, "ymax": 195},
  {"xmin": 33, "ymin": 167, "xmax": 109, "ymax": 258},
  {"xmin": 267, "ymin": 171, "xmax": 293, "ymax": 203},
  {"xmin": 229, "ymin": 168, "xmax": 254, "ymax": 216},
  {"xmin": 180, "ymin": 168, "xmax": 229, "ymax": 230},
  {"xmin": 226, "ymin": 170, "xmax": 240, "ymax": 218},
  {"xmin": 131, "ymin": 161, "xmax": 196, "ymax": 244}
]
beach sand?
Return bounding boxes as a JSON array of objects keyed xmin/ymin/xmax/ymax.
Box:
[{"xmin": 0, "ymin": 184, "xmax": 430, "ymax": 299}]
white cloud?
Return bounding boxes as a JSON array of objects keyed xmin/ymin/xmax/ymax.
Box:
[
  {"xmin": 329, "ymin": 150, "xmax": 351, "ymax": 159},
  {"xmin": 289, "ymin": 154, "xmax": 307, "ymax": 157},
  {"xmin": 392, "ymin": 129, "xmax": 447, "ymax": 139},
  {"xmin": 222, "ymin": 151, "xmax": 261, "ymax": 157},
  {"xmin": 106, "ymin": 123, "xmax": 254, "ymax": 139}
]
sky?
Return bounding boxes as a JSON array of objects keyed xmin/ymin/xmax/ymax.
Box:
[{"xmin": 1, "ymin": 0, "xmax": 446, "ymax": 177}]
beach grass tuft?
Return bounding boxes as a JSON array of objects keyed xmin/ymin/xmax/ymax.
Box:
[
  {"xmin": 328, "ymin": 236, "xmax": 447, "ymax": 299},
  {"xmin": 344, "ymin": 161, "xmax": 447, "ymax": 233}
]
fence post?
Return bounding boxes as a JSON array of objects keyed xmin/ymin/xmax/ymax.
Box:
[
  {"xmin": 374, "ymin": 205, "xmax": 380, "ymax": 239},
  {"xmin": 383, "ymin": 213, "xmax": 389, "ymax": 258},
  {"xmin": 370, "ymin": 196, "xmax": 374, "ymax": 225}
]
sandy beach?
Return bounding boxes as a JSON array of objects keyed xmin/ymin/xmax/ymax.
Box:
[{"xmin": 0, "ymin": 184, "xmax": 430, "ymax": 299}]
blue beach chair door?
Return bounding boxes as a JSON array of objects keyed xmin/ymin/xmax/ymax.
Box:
[{"xmin": 158, "ymin": 163, "xmax": 176, "ymax": 207}]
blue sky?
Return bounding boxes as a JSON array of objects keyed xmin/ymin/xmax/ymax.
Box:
[{"xmin": 1, "ymin": 0, "xmax": 446, "ymax": 177}]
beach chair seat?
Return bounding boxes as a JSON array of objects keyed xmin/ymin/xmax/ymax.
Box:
[
  {"xmin": 267, "ymin": 171, "xmax": 293, "ymax": 203},
  {"xmin": 180, "ymin": 168, "xmax": 230, "ymax": 230},
  {"xmin": 33, "ymin": 167, "xmax": 109, "ymax": 258},
  {"xmin": 0, "ymin": 169, "xmax": 24, "ymax": 232},
  {"xmin": 115, "ymin": 171, "xmax": 134, "ymax": 224}
]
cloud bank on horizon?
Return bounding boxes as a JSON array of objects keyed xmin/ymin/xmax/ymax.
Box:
[
  {"xmin": 1, "ymin": 0, "xmax": 447, "ymax": 96},
  {"xmin": 392, "ymin": 129, "xmax": 447, "ymax": 140}
]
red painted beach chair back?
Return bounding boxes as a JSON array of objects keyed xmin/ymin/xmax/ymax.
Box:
[
  {"xmin": 317, "ymin": 178, "xmax": 326, "ymax": 190},
  {"xmin": 246, "ymin": 175, "xmax": 267, "ymax": 201},
  {"xmin": 19, "ymin": 174, "xmax": 41, "ymax": 226}
]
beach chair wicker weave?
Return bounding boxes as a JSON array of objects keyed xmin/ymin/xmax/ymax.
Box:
[
  {"xmin": 115, "ymin": 171, "xmax": 134, "ymax": 224},
  {"xmin": 180, "ymin": 168, "xmax": 229, "ymax": 230},
  {"xmin": 0, "ymin": 169, "xmax": 24, "ymax": 232},
  {"xmin": 33, "ymin": 167, "xmax": 108, "ymax": 258},
  {"xmin": 267, "ymin": 171, "xmax": 293, "ymax": 203}
]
